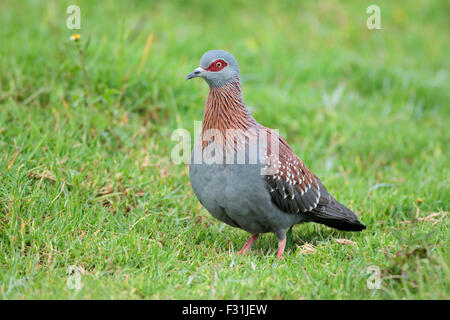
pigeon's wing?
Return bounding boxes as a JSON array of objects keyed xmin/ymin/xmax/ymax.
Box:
[
  {"xmin": 263, "ymin": 133, "xmax": 321, "ymax": 214},
  {"xmin": 261, "ymin": 128, "xmax": 365, "ymax": 230}
]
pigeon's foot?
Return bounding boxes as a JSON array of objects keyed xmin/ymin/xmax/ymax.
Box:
[
  {"xmin": 277, "ymin": 238, "xmax": 286, "ymax": 260},
  {"xmin": 238, "ymin": 234, "xmax": 259, "ymax": 254}
]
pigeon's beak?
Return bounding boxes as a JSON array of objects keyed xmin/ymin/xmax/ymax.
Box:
[{"xmin": 186, "ymin": 67, "xmax": 204, "ymax": 80}]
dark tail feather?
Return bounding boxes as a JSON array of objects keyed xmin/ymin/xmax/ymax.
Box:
[
  {"xmin": 310, "ymin": 178, "xmax": 366, "ymax": 232},
  {"xmin": 309, "ymin": 214, "xmax": 366, "ymax": 231}
]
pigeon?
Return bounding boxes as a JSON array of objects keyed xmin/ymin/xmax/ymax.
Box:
[{"xmin": 187, "ymin": 50, "xmax": 365, "ymax": 259}]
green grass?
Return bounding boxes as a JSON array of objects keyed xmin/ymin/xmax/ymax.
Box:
[{"xmin": 0, "ymin": 0, "xmax": 449, "ymax": 299}]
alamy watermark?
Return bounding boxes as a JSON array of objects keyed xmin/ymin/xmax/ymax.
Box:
[
  {"xmin": 63, "ymin": 3, "xmax": 381, "ymax": 172},
  {"xmin": 171, "ymin": 122, "xmax": 281, "ymax": 175},
  {"xmin": 366, "ymin": 5, "xmax": 381, "ymax": 30},
  {"xmin": 66, "ymin": 5, "xmax": 81, "ymax": 30},
  {"xmin": 366, "ymin": 265, "xmax": 382, "ymax": 290},
  {"xmin": 66, "ymin": 265, "xmax": 83, "ymax": 290}
]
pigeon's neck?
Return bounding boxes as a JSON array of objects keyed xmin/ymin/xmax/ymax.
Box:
[{"xmin": 202, "ymin": 78, "xmax": 257, "ymax": 136}]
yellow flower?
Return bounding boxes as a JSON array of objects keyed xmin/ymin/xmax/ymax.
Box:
[{"xmin": 70, "ymin": 34, "xmax": 81, "ymax": 41}]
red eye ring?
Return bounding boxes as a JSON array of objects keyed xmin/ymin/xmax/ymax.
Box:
[{"xmin": 206, "ymin": 59, "xmax": 228, "ymax": 72}]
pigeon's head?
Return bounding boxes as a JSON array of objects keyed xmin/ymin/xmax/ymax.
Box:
[{"xmin": 186, "ymin": 50, "xmax": 240, "ymax": 88}]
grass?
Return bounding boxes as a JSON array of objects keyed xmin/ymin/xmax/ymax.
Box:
[{"xmin": 0, "ymin": 0, "xmax": 449, "ymax": 299}]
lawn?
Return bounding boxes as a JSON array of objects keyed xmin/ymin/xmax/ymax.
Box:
[{"xmin": 0, "ymin": 0, "xmax": 448, "ymax": 299}]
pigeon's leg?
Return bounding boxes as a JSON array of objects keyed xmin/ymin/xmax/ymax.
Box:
[
  {"xmin": 277, "ymin": 238, "xmax": 286, "ymax": 260},
  {"xmin": 275, "ymin": 229, "xmax": 287, "ymax": 260},
  {"xmin": 238, "ymin": 234, "xmax": 259, "ymax": 254}
]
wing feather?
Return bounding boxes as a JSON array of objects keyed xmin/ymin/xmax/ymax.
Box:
[{"xmin": 263, "ymin": 132, "xmax": 320, "ymax": 214}]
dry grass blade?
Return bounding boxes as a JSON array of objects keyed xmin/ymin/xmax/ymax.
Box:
[
  {"xmin": 138, "ymin": 32, "xmax": 154, "ymax": 74},
  {"xmin": 8, "ymin": 150, "xmax": 21, "ymax": 169},
  {"xmin": 298, "ymin": 243, "xmax": 317, "ymax": 254},
  {"xmin": 131, "ymin": 213, "xmax": 152, "ymax": 229},
  {"xmin": 334, "ymin": 238, "xmax": 357, "ymax": 245},
  {"xmin": 97, "ymin": 185, "xmax": 114, "ymax": 196},
  {"xmin": 28, "ymin": 170, "xmax": 56, "ymax": 183},
  {"xmin": 400, "ymin": 210, "xmax": 447, "ymax": 225}
]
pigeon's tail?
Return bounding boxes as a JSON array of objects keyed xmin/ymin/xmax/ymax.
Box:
[
  {"xmin": 309, "ymin": 178, "xmax": 366, "ymax": 232},
  {"xmin": 309, "ymin": 211, "xmax": 366, "ymax": 231}
]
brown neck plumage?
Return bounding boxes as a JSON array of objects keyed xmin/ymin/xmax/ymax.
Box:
[{"xmin": 202, "ymin": 78, "xmax": 257, "ymax": 137}]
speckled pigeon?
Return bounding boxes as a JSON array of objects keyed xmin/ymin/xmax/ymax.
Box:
[{"xmin": 187, "ymin": 50, "xmax": 365, "ymax": 259}]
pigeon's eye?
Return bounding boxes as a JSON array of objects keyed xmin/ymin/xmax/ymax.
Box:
[{"xmin": 206, "ymin": 59, "xmax": 228, "ymax": 72}]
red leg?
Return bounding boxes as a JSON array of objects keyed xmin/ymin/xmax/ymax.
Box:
[
  {"xmin": 238, "ymin": 234, "xmax": 259, "ymax": 254},
  {"xmin": 277, "ymin": 238, "xmax": 286, "ymax": 260}
]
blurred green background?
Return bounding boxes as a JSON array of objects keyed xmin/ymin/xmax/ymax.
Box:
[{"xmin": 0, "ymin": 0, "xmax": 448, "ymax": 299}]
